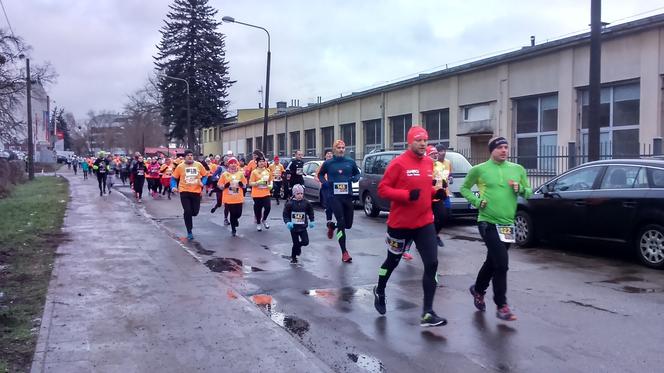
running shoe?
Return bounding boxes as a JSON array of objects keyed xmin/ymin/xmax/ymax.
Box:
[
  {"xmin": 262, "ymin": 220, "xmax": 270, "ymax": 230},
  {"xmin": 108, "ymin": 189, "xmax": 112, "ymax": 194},
  {"xmin": 420, "ymin": 311, "xmax": 447, "ymax": 327},
  {"xmin": 342, "ymin": 251, "xmax": 352, "ymax": 263},
  {"xmin": 137, "ymin": 198, "xmax": 142, "ymax": 203},
  {"xmin": 373, "ymin": 286, "xmax": 386, "ymax": 315},
  {"xmin": 224, "ymin": 218, "xmax": 230, "ymax": 226},
  {"xmin": 402, "ymin": 252, "xmax": 413, "ymax": 261},
  {"xmin": 256, "ymin": 224, "xmax": 262, "ymax": 232},
  {"xmin": 437, "ymin": 236, "xmax": 445, "ymax": 247},
  {"xmin": 276, "ymin": 199, "xmax": 280, "ymax": 205},
  {"xmin": 290, "ymin": 256, "xmax": 298, "ymax": 264},
  {"xmin": 496, "ymin": 305, "xmax": 517, "ymax": 321},
  {"xmin": 231, "ymin": 228, "xmax": 237, "ymax": 237},
  {"xmin": 211, "ymin": 207, "xmax": 217, "ymax": 214},
  {"xmin": 469, "ymin": 285, "xmax": 486, "ymax": 312},
  {"xmin": 326, "ymin": 221, "xmax": 335, "ymax": 239},
  {"xmin": 187, "ymin": 233, "xmax": 194, "ymax": 240},
  {"xmin": 100, "ymin": 191, "xmax": 103, "ymax": 196}
]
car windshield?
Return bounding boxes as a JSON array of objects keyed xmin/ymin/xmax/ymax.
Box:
[{"xmin": 445, "ymin": 152, "xmax": 472, "ymax": 174}]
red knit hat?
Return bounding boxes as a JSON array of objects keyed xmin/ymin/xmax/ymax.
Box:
[{"xmin": 407, "ymin": 126, "xmax": 428, "ymax": 144}]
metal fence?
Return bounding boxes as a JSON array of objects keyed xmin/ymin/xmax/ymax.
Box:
[{"xmin": 456, "ymin": 139, "xmax": 662, "ymax": 188}]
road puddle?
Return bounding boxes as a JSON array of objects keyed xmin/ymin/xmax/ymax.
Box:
[
  {"xmin": 251, "ymin": 294, "xmax": 310, "ymax": 338},
  {"xmin": 205, "ymin": 258, "xmax": 264, "ymax": 273},
  {"xmin": 190, "ymin": 241, "xmax": 214, "ymax": 255},
  {"xmin": 347, "ymin": 352, "xmax": 385, "ymax": 373}
]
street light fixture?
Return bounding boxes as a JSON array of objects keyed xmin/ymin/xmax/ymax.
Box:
[
  {"xmin": 160, "ymin": 73, "xmax": 192, "ymax": 152},
  {"xmin": 18, "ymin": 53, "xmax": 34, "ymax": 180},
  {"xmin": 222, "ymin": 16, "xmax": 271, "ymax": 152}
]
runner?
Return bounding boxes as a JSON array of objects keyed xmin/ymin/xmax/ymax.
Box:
[
  {"xmin": 372, "ymin": 126, "xmax": 448, "ymax": 327},
  {"xmin": 317, "ymin": 140, "xmax": 361, "ymax": 263},
  {"xmin": 80, "ymin": 158, "xmax": 89, "ymax": 180},
  {"xmin": 268, "ymin": 155, "xmax": 285, "ymax": 205},
  {"xmin": 105, "ymin": 154, "xmax": 116, "ymax": 195},
  {"xmin": 160, "ymin": 158, "xmax": 175, "ymax": 200},
  {"xmin": 460, "ymin": 137, "xmax": 531, "ymax": 321},
  {"xmin": 218, "ymin": 157, "xmax": 246, "ymax": 237},
  {"xmin": 317, "ymin": 150, "xmax": 335, "ymax": 239},
  {"xmin": 146, "ymin": 158, "xmax": 161, "ymax": 199},
  {"xmin": 433, "ymin": 144, "xmax": 452, "ymax": 247},
  {"xmin": 209, "ymin": 156, "xmax": 226, "ymax": 213},
  {"xmin": 120, "ymin": 157, "xmax": 131, "ymax": 185},
  {"xmin": 171, "ymin": 149, "xmax": 208, "ymax": 240},
  {"xmin": 93, "ymin": 152, "xmax": 109, "ymax": 196},
  {"xmin": 249, "ymin": 156, "xmax": 273, "ymax": 231},
  {"xmin": 283, "ymin": 184, "xmax": 315, "ymax": 264},
  {"xmin": 286, "ymin": 150, "xmax": 305, "ymax": 199},
  {"xmin": 72, "ymin": 157, "xmax": 78, "ymax": 175},
  {"xmin": 131, "ymin": 155, "xmax": 147, "ymax": 203}
]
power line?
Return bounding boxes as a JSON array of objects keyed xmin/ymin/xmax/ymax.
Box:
[{"xmin": 0, "ymin": 0, "xmax": 15, "ymax": 38}]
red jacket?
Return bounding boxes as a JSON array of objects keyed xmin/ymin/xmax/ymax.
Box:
[{"xmin": 378, "ymin": 150, "xmax": 437, "ymax": 229}]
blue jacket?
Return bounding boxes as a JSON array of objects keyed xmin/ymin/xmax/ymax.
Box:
[{"xmin": 317, "ymin": 156, "xmax": 361, "ymax": 198}]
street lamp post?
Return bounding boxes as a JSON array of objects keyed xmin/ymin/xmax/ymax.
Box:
[
  {"xmin": 19, "ymin": 54, "xmax": 34, "ymax": 180},
  {"xmin": 222, "ymin": 16, "xmax": 271, "ymax": 151},
  {"xmin": 161, "ymin": 74, "xmax": 191, "ymax": 151}
]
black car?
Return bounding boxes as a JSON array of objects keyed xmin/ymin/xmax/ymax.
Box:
[{"xmin": 515, "ymin": 159, "xmax": 664, "ymax": 269}]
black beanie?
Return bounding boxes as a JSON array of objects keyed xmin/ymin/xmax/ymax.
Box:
[{"xmin": 488, "ymin": 137, "xmax": 508, "ymax": 153}]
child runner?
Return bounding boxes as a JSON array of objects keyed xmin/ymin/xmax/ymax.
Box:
[
  {"xmin": 283, "ymin": 184, "xmax": 315, "ymax": 263},
  {"xmin": 219, "ymin": 157, "xmax": 246, "ymax": 237},
  {"xmin": 160, "ymin": 158, "xmax": 175, "ymax": 200}
]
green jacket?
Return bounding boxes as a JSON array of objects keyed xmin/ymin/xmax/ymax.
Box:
[{"xmin": 460, "ymin": 159, "xmax": 532, "ymax": 225}]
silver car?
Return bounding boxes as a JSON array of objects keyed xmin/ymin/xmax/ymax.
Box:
[{"xmin": 302, "ymin": 160, "xmax": 360, "ymax": 203}]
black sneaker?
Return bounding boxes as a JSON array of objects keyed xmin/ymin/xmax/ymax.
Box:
[
  {"xmin": 290, "ymin": 256, "xmax": 298, "ymax": 264},
  {"xmin": 231, "ymin": 228, "xmax": 237, "ymax": 237},
  {"xmin": 373, "ymin": 286, "xmax": 386, "ymax": 315},
  {"xmin": 211, "ymin": 206, "xmax": 217, "ymax": 214},
  {"xmin": 420, "ymin": 311, "xmax": 447, "ymax": 327},
  {"xmin": 224, "ymin": 218, "xmax": 230, "ymax": 226},
  {"xmin": 469, "ymin": 285, "xmax": 486, "ymax": 312},
  {"xmin": 437, "ymin": 236, "xmax": 445, "ymax": 247}
]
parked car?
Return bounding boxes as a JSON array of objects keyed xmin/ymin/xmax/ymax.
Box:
[
  {"xmin": 515, "ymin": 159, "xmax": 664, "ymax": 269},
  {"xmin": 359, "ymin": 150, "xmax": 478, "ymax": 218},
  {"xmin": 301, "ymin": 160, "xmax": 360, "ymax": 203}
]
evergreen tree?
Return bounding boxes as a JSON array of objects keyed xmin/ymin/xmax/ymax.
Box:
[{"xmin": 154, "ymin": 0, "xmax": 234, "ymax": 148}]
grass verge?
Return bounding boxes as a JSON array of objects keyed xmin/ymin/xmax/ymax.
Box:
[{"xmin": 0, "ymin": 176, "xmax": 69, "ymax": 373}]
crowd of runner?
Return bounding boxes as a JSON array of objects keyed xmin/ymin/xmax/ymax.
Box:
[{"xmin": 70, "ymin": 128, "xmax": 529, "ymax": 327}]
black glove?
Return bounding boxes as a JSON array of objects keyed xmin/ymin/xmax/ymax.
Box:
[
  {"xmin": 238, "ymin": 182, "xmax": 244, "ymax": 188},
  {"xmin": 409, "ymin": 189, "xmax": 421, "ymax": 201},
  {"xmin": 432, "ymin": 179, "xmax": 437, "ymax": 186},
  {"xmin": 224, "ymin": 182, "xmax": 230, "ymax": 188},
  {"xmin": 434, "ymin": 188, "xmax": 446, "ymax": 200}
]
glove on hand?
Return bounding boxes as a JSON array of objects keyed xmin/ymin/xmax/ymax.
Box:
[{"xmin": 409, "ymin": 189, "xmax": 421, "ymax": 201}]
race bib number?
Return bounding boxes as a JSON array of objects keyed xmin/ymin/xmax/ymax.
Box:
[
  {"xmin": 136, "ymin": 170, "xmax": 144, "ymax": 176},
  {"xmin": 496, "ymin": 225, "xmax": 516, "ymax": 243},
  {"xmin": 333, "ymin": 182, "xmax": 349, "ymax": 195},
  {"xmin": 296, "ymin": 167, "xmax": 303, "ymax": 176},
  {"xmin": 273, "ymin": 172, "xmax": 282, "ymax": 181},
  {"xmin": 185, "ymin": 167, "xmax": 199, "ymax": 184},
  {"xmin": 385, "ymin": 234, "xmax": 406, "ymax": 255},
  {"xmin": 291, "ymin": 212, "xmax": 306, "ymax": 225}
]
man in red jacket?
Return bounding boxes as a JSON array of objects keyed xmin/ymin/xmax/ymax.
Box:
[{"xmin": 372, "ymin": 126, "xmax": 447, "ymax": 327}]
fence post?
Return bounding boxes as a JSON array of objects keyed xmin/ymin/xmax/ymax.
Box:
[
  {"xmin": 568, "ymin": 142, "xmax": 577, "ymax": 169},
  {"xmin": 654, "ymin": 138, "xmax": 662, "ymax": 156}
]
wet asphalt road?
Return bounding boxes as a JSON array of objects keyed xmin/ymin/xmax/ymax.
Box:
[{"xmin": 116, "ymin": 183, "xmax": 664, "ymax": 373}]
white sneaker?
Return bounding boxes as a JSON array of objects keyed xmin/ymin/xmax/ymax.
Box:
[
  {"xmin": 256, "ymin": 224, "xmax": 262, "ymax": 231},
  {"xmin": 262, "ymin": 220, "xmax": 270, "ymax": 230}
]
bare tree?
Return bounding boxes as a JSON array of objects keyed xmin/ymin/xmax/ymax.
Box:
[
  {"xmin": 0, "ymin": 28, "xmax": 57, "ymax": 146},
  {"xmin": 123, "ymin": 76, "xmax": 168, "ymax": 153}
]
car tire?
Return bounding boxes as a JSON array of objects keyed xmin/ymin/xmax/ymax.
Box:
[
  {"xmin": 635, "ymin": 224, "xmax": 664, "ymax": 269},
  {"xmin": 363, "ymin": 193, "xmax": 380, "ymax": 217},
  {"xmin": 515, "ymin": 210, "xmax": 536, "ymax": 247}
]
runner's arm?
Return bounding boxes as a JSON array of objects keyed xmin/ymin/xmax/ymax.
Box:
[
  {"xmin": 317, "ymin": 162, "xmax": 328, "ymax": 184},
  {"xmin": 377, "ymin": 162, "xmax": 409, "ymax": 202},
  {"xmin": 351, "ymin": 161, "xmax": 361, "ymax": 182},
  {"xmin": 460, "ymin": 166, "xmax": 481, "ymax": 207},
  {"xmin": 282, "ymin": 202, "xmax": 292, "ymax": 223},
  {"xmin": 517, "ymin": 165, "xmax": 532, "ymax": 199},
  {"xmin": 306, "ymin": 201, "xmax": 315, "ymax": 222}
]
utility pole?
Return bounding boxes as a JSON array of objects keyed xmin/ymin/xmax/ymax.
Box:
[
  {"xmin": 25, "ymin": 57, "xmax": 34, "ymax": 180},
  {"xmin": 588, "ymin": 0, "xmax": 602, "ymax": 161}
]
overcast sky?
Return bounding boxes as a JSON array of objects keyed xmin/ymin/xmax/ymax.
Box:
[{"xmin": 7, "ymin": 0, "xmax": 664, "ymax": 121}]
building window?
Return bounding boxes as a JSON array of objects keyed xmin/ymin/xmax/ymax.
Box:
[
  {"xmin": 265, "ymin": 135, "xmax": 274, "ymax": 157},
  {"xmin": 255, "ymin": 136, "xmax": 263, "ymax": 152},
  {"xmin": 213, "ymin": 127, "xmax": 218, "ymax": 141},
  {"xmin": 340, "ymin": 123, "xmax": 356, "ymax": 159},
  {"xmin": 364, "ymin": 119, "xmax": 382, "ymax": 154},
  {"xmin": 581, "ymin": 83, "xmax": 640, "ymax": 158},
  {"xmin": 463, "ymin": 104, "xmax": 490, "ymax": 121},
  {"xmin": 289, "ymin": 131, "xmax": 300, "ymax": 155},
  {"xmin": 277, "ymin": 133, "xmax": 286, "ymax": 156},
  {"xmin": 246, "ymin": 138, "xmax": 253, "ymax": 155},
  {"xmin": 321, "ymin": 126, "xmax": 334, "ymax": 154},
  {"xmin": 390, "ymin": 114, "xmax": 412, "ymax": 150},
  {"xmin": 515, "ymin": 94, "xmax": 558, "ymax": 171},
  {"xmin": 423, "ymin": 109, "xmax": 449, "ymax": 146},
  {"xmin": 304, "ymin": 129, "xmax": 316, "ymax": 156}
]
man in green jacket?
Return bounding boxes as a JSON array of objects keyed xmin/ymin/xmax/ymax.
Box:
[{"xmin": 460, "ymin": 137, "xmax": 532, "ymax": 321}]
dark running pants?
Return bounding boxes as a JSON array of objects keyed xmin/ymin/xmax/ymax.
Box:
[
  {"xmin": 180, "ymin": 192, "xmax": 202, "ymax": 234},
  {"xmin": 227, "ymin": 203, "xmax": 243, "ymax": 229},
  {"xmin": 253, "ymin": 196, "xmax": 271, "ymax": 223},
  {"xmin": 97, "ymin": 173, "xmax": 107, "ymax": 193},
  {"xmin": 377, "ymin": 224, "xmax": 439, "ymax": 314},
  {"xmin": 330, "ymin": 196, "xmax": 354, "ymax": 253},
  {"xmin": 290, "ymin": 230, "xmax": 309, "ymax": 258},
  {"xmin": 475, "ymin": 221, "xmax": 510, "ymax": 307}
]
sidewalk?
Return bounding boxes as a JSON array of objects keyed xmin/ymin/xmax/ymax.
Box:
[{"xmin": 31, "ymin": 171, "xmax": 332, "ymax": 373}]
